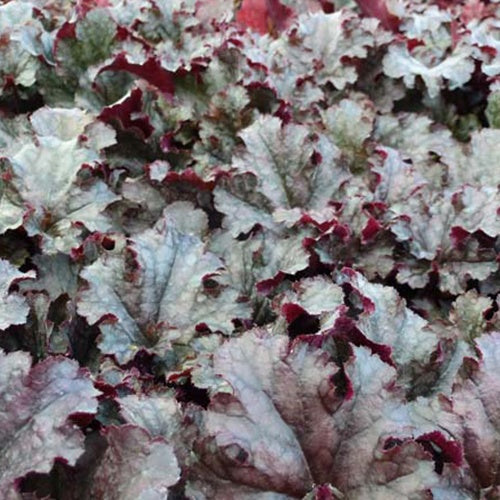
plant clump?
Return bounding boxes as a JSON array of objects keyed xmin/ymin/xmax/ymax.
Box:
[{"xmin": 0, "ymin": 0, "xmax": 499, "ymax": 498}]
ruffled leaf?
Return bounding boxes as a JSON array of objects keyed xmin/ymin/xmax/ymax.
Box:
[
  {"xmin": 0, "ymin": 350, "xmax": 99, "ymax": 494},
  {"xmin": 452, "ymin": 332, "xmax": 500, "ymax": 489},
  {"xmin": 191, "ymin": 330, "xmax": 457, "ymax": 498},
  {"xmin": 91, "ymin": 425, "xmax": 180, "ymax": 500},
  {"xmin": 77, "ymin": 216, "xmax": 250, "ymax": 363},
  {"xmin": 0, "ymin": 259, "xmax": 35, "ymax": 330}
]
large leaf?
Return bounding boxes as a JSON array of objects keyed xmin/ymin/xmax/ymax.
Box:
[
  {"xmin": 340, "ymin": 269, "xmax": 440, "ymax": 381},
  {"xmin": 374, "ymin": 114, "xmax": 461, "ymax": 192},
  {"xmin": 1, "ymin": 107, "xmax": 118, "ymax": 253},
  {"xmin": 321, "ymin": 95, "xmax": 375, "ymax": 172},
  {"xmin": 452, "ymin": 332, "xmax": 500, "ymax": 489},
  {"xmin": 190, "ymin": 330, "xmax": 458, "ymax": 498},
  {"xmin": 215, "ymin": 116, "xmax": 348, "ymax": 234},
  {"xmin": 0, "ymin": 1, "xmax": 42, "ymax": 94},
  {"xmin": 209, "ymin": 228, "xmax": 311, "ymax": 300},
  {"xmin": 388, "ymin": 187, "xmax": 500, "ymax": 292},
  {"xmin": 288, "ymin": 11, "xmax": 387, "ymax": 89},
  {"xmin": 118, "ymin": 392, "xmax": 182, "ymax": 441},
  {"xmin": 0, "ymin": 350, "xmax": 99, "ymax": 494},
  {"xmin": 383, "ymin": 43, "xmax": 474, "ymax": 98},
  {"xmin": 78, "ymin": 215, "xmax": 250, "ymax": 363},
  {"xmin": 91, "ymin": 425, "xmax": 180, "ymax": 500},
  {"xmin": 232, "ymin": 115, "xmax": 315, "ymax": 209}
]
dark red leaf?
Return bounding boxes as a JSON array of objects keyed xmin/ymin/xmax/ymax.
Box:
[
  {"xmin": 236, "ymin": 0, "xmax": 296, "ymax": 35},
  {"xmin": 98, "ymin": 53, "xmax": 175, "ymax": 97},
  {"xmin": 99, "ymin": 88, "xmax": 154, "ymax": 138}
]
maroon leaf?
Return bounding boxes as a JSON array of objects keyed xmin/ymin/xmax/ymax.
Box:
[
  {"xmin": 98, "ymin": 53, "xmax": 175, "ymax": 97},
  {"xmin": 99, "ymin": 87, "xmax": 154, "ymax": 138},
  {"xmin": 236, "ymin": 0, "xmax": 295, "ymax": 35}
]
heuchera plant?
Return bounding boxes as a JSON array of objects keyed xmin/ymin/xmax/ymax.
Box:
[{"xmin": 0, "ymin": 0, "xmax": 500, "ymax": 497}]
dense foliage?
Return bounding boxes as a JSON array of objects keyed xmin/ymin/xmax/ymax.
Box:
[{"xmin": 0, "ymin": 0, "xmax": 499, "ymax": 498}]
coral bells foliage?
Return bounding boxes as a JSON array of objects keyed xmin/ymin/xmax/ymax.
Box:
[{"xmin": 2, "ymin": 0, "xmax": 500, "ymax": 498}]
